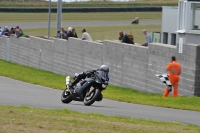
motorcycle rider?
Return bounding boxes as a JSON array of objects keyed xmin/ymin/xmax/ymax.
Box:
[{"xmin": 68, "ymin": 65, "xmax": 109, "ymax": 101}]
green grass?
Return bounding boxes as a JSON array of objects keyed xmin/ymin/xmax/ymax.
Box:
[
  {"xmin": 0, "ymin": 12, "xmax": 162, "ymax": 44},
  {"xmin": 0, "ymin": 105, "xmax": 199, "ymax": 133},
  {"xmin": 0, "ymin": 60, "xmax": 200, "ymax": 112},
  {"xmin": 0, "ymin": 1, "xmax": 178, "ymax": 8},
  {"xmin": 0, "ymin": 12, "xmax": 162, "ymax": 22},
  {"xmin": 23, "ymin": 25, "xmax": 161, "ymax": 44}
]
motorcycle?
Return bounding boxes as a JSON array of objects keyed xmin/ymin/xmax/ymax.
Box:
[{"xmin": 61, "ymin": 70, "xmax": 109, "ymax": 106}]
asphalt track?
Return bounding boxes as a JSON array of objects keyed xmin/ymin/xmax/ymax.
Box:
[
  {"xmin": 1, "ymin": 20, "xmax": 161, "ymax": 29},
  {"xmin": 1, "ymin": 76, "xmax": 200, "ymax": 126}
]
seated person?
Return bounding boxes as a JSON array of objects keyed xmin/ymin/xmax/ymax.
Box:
[
  {"xmin": 55, "ymin": 30, "xmax": 61, "ymax": 38},
  {"xmin": 61, "ymin": 28, "xmax": 67, "ymax": 39},
  {"xmin": 0, "ymin": 26, "xmax": 9, "ymax": 36},
  {"xmin": 67, "ymin": 27, "xmax": 73, "ymax": 40},
  {"xmin": 82, "ymin": 29, "xmax": 92, "ymax": 41},
  {"xmin": 119, "ymin": 31, "xmax": 134, "ymax": 44},
  {"xmin": 15, "ymin": 26, "xmax": 24, "ymax": 38},
  {"xmin": 10, "ymin": 27, "xmax": 15, "ymax": 35},
  {"xmin": 72, "ymin": 28, "xmax": 78, "ymax": 38}
]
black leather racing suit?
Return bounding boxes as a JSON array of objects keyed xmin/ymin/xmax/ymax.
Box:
[{"xmin": 70, "ymin": 69, "xmax": 108, "ymax": 101}]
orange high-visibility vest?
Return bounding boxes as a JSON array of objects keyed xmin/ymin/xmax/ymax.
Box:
[{"xmin": 167, "ymin": 61, "xmax": 182, "ymax": 75}]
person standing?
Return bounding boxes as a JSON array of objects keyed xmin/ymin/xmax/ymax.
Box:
[
  {"xmin": 81, "ymin": 29, "xmax": 92, "ymax": 41},
  {"xmin": 163, "ymin": 56, "xmax": 182, "ymax": 97},
  {"xmin": 142, "ymin": 29, "xmax": 152, "ymax": 47}
]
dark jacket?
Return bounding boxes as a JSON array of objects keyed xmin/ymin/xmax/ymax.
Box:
[
  {"xmin": 67, "ymin": 31, "xmax": 73, "ymax": 40},
  {"xmin": 73, "ymin": 32, "xmax": 78, "ymax": 38},
  {"xmin": 120, "ymin": 33, "xmax": 134, "ymax": 44}
]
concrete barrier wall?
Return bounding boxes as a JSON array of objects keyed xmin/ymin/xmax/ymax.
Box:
[
  {"xmin": 0, "ymin": 36, "xmax": 199, "ymax": 96},
  {"xmin": 0, "ymin": 37, "xmax": 7, "ymax": 60},
  {"xmin": 147, "ymin": 43, "xmax": 197, "ymax": 96}
]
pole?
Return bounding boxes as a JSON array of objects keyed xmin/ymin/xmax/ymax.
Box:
[
  {"xmin": 56, "ymin": 0, "xmax": 62, "ymax": 32},
  {"xmin": 48, "ymin": 0, "xmax": 51, "ymax": 39}
]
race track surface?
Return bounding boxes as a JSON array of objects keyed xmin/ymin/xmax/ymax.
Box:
[
  {"xmin": 1, "ymin": 20, "xmax": 161, "ymax": 29},
  {"xmin": 0, "ymin": 76, "xmax": 200, "ymax": 126}
]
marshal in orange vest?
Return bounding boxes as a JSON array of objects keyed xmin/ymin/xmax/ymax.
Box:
[{"xmin": 163, "ymin": 56, "xmax": 182, "ymax": 97}]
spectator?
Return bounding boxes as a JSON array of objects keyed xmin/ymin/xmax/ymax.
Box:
[
  {"xmin": 142, "ymin": 29, "xmax": 152, "ymax": 47},
  {"xmin": 72, "ymin": 28, "xmax": 78, "ymax": 38},
  {"xmin": 61, "ymin": 28, "xmax": 67, "ymax": 39},
  {"xmin": 10, "ymin": 27, "xmax": 15, "ymax": 35},
  {"xmin": 132, "ymin": 17, "xmax": 139, "ymax": 24},
  {"xmin": 15, "ymin": 26, "xmax": 24, "ymax": 38},
  {"xmin": 55, "ymin": 30, "xmax": 61, "ymax": 38},
  {"xmin": 67, "ymin": 27, "xmax": 73, "ymax": 40},
  {"xmin": 82, "ymin": 29, "xmax": 92, "ymax": 41},
  {"xmin": 0, "ymin": 26, "xmax": 9, "ymax": 36},
  {"xmin": 3, "ymin": 26, "xmax": 9, "ymax": 36},
  {"xmin": 119, "ymin": 31, "xmax": 134, "ymax": 44}
]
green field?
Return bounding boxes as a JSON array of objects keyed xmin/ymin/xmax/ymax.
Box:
[
  {"xmin": 23, "ymin": 25, "xmax": 161, "ymax": 44},
  {"xmin": 0, "ymin": 0, "xmax": 178, "ymax": 7},
  {"xmin": 0, "ymin": 105, "xmax": 199, "ymax": 133},
  {"xmin": 0, "ymin": 12, "xmax": 162, "ymax": 22},
  {"xmin": 0, "ymin": 12, "xmax": 162, "ymax": 44},
  {"xmin": 1, "ymin": 60, "xmax": 200, "ymax": 112}
]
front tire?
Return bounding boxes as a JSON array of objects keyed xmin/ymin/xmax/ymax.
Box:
[
  {"xmin": 61, "ymin": 89, "xmax": 72, "ymax": 104},
  {"xmin": 84, "ymin": 88, "xmax": 101, "ymax": 106}
]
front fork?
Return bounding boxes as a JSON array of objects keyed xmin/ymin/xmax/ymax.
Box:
[{"xmin": 86, "ymin": 87, "xmax": 96, "ymax": 97}]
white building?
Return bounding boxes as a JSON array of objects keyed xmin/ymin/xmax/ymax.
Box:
[{"xmin": 162, "ymin": 0, "xmax": 200, "ymax": 45}]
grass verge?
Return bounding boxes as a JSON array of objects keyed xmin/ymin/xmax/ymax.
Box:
[
  {"xmin": 0, "ymin": 60, "xmax": 200, "ymax": 111},
  {"xmin": 23, "ymin": 25, "xmax": 161, "ymax": 44},
  {"xmin": 0, "ymin": 12, "xmax": 161, "ymax": 23},
  {"xmin": 0, "ymin": 105, "xmax": 199, "ymax": 133},
  {"xmin": 0, "ymin": 1, "xmax": 178, "ymax": 8}
]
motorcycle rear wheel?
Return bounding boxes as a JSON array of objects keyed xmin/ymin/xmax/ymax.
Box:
[
  {"xmin": 61, "ymin": 89, "xmax": 72, "ymax": 104},
  {"xmin": 84, "ymin": 88, "xmax": 100, "ymax": 106}
]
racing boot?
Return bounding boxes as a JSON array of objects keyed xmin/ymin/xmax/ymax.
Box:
[{"xmin": 67, "ymin": 82, "xmax": 75, "ymax": 94}]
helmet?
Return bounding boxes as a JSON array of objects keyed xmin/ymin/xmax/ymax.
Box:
[{"xmin": 99, "ymin": 65, "xmax": 109, "ymax": 73}]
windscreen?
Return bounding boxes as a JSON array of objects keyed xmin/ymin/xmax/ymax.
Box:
[{"xmin": 95, "ymin": 70, "xmax": 109, "ymax": 83}]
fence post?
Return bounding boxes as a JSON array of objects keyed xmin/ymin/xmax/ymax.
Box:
[
  {"xmin": 48, "ymin": 0, "xmax": 51, "ymax": 38},
  {"xmin": 6, "ymin": 38, "xmax": 10, "ymax": 61}
]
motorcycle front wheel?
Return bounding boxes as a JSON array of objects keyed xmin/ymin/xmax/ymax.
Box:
[
  {"xmin": 61, "ymin": 89, "xmax": 72, "ymax": 104},
  {"xmin": 84, "ymin": 88, "xmax": 100, "ymax": 106}
]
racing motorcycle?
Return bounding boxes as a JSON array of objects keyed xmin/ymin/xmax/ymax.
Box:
[{"xmin": 61, "ymin": 70, "xmax": 109, "ymax": 106}]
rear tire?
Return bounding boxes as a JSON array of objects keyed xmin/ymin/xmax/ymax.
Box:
[
  {"xmin": 61, "ymin": 89, "xmax": 72, "ymax": 104},
  {"xmin": 84, "ymin": 88, "xmax": 100, "ymax": 106}
]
